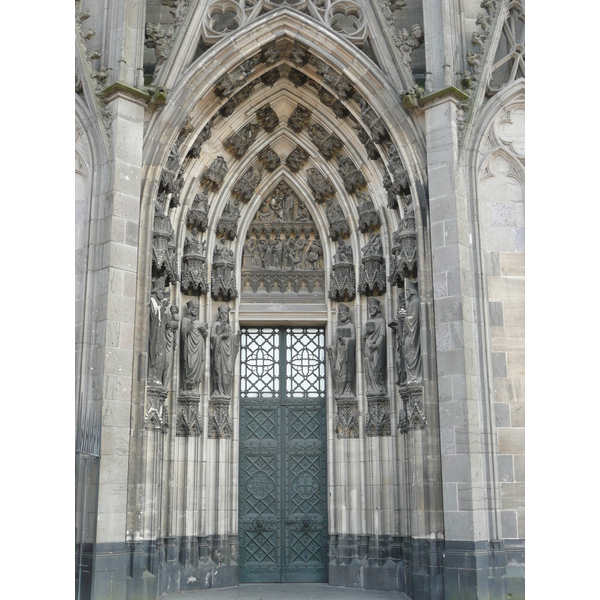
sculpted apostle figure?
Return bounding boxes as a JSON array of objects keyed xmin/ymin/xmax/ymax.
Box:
[
  {"xmin": 148, "ymin": 277, "xmax": 168, "ymax": 386},
  {"xmin": 180, "ymin": 299, "xmax": 208, "ymax": 393},
  {"xmin": 402, "ymin": 282, "xmax": 422, "ymax": 385},
  {"xmin": 210, "ymin": 304, "xmax": 240, "ymax": 398},
  {"xmin": 362, "ymin": 297, "xmax": 387, "ymax": 396},
  {"xmin": 326, "ymin": 304, "xmax": 356, "ymax": 398}
]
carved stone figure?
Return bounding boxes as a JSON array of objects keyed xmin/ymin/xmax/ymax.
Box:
[
  {"xmin": 201, "ymin": 156, "xmax": 228, "ymax": 192},
  {"xmin": 338, "ymin": 157, "xmax": 366, "ymax": 193},
  {"xmin": 306, "ymin": 168, "xmax": 335, "ymax": 203},
  {"xmin": 397, "ymin": 24, "xmax": 424, "ymax": 68},
  {"xmin": 144, "ymin": 22, "xmax": 174, "ymax": 77},
  {"xmin": 152, "ymin": 199, "xmax": 177, "ymax": 284},
  {"xmin": 357, "ymin": 193, "xmax": 381, "ymax": 232},
  {"xmin": 359, "ymin": 233, "xmax": 386, "ymax": 296},
  {"xmin": 180, "ymin": 228, "xmax": 208, "ymax": 296},
  {"xmin": 258, "ymin": 147, "xmax": 281, "ymax": 171},
  {"xmin": 180, "ymin": 299, "xmax": 208, "ymax": 393},
  {"xmin": 286, "ymin": 146, "xmax": 309, "ymax": 172},
  {"xmin": 289, "ymin": 44, "xmax": 310, "ymax": 66},
  {"xmin": 232, "ymin": 166, "xmax": 263, "ymax": 203},
  {"xmin": 214, "ymin": 57, "xmax": 260, "ymax": 97},
  {"xmin": 329, "ymin": 240, "xmax": 356, "ymax": 301},
  {"xmin": 210, "ymin": 304, "xmax": 240, "ymax": 398},
  {"xmin": 186, "ymin": 188, "xmax": 210, "ymax": 231},
  {"xmin": 326, "ymin": 304, "xmax": 356, "ymax": 399},
  {"xmin": 164, "ymin": 304, "xmax": 179, "ymax": 386},
  {"xmin": 326, "ymin": 199, "xmax": 350, "ymax": 241},
  {"xmin": 389, "ymin": 200, "xmax": 417, "ymax": 285},
  {"xmin": 318, "ymin": 87, "xmax": 349, "ymax": 119},
  {"xmin": 224, "ymin": 123, "xmax": 260, "ymax": 158},
  {"xmin": 262, "ymin": 44, "xmax": 280, "ymax": 65},
  {"xmin": 257, "ymin": 104, "xmax": 279, "ymax": 132},
  {"xmin": 187, "ymin": 122, "xmax": 212, "ymax": 158},
  {"xmin": 288, "ymin": 68, "xmax": 308, "ymax": 88},
  {"xmin": 309, "ymin": 123, "xmax": 343, "ymax": 160},
  {"xmin": 362, "ymin": 297, "xmax": 387, "ymax": 396},
  {"xmin": 148, "ymin": 277, "xmax": 169, "ymax": 386},
  {"xmin": 357, "ymin": 96, "xmax": 388, "ymax": 143},
  {"xmin": 306, "ymin": 238, "xmax": 323, "ymax": 270},
  {"xmin": 402, "ymin": 281, "xmax": 422, "ymax": 385},
  {"xmin": 288, "ymin": 105, "xmax": 311, "ymax": 132},
  {"xmin": 211, "ymin": 238, "xmax": 237, "ymax": 300},
  {"xmin": 260, "ymin": 68, "xmax": 280, "ymax": 87},
  {"xmin": 314, "ymin": 59, "xmax": 353, "ymax": 99},
  {"xmin": 216, "ymin": 199, "xmax": 241, "ymax": 240}
]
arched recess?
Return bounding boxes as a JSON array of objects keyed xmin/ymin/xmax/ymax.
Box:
[
  {"xmin": 128, "ymin": 8, "xmax": 443, "ymax": 596},
  {"xmin": 464, "ymin": 78, "xmax": 525, "ymax": 550}
]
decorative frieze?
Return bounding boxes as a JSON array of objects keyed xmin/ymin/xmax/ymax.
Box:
[
  {"xmin": 306, "ymin": 168, "xmax": 335, "ymax": 204},
  {"xmin": 224, "ymin": 123, "xmax": 260, "ymax": 158},
  {"xmin": 338, "ymin": 157, "xmax": 366, "ymax": 193},
  {"xmin": 232, "ymin": 166, "xmax": 263, "ymax": 203},
  {"xmin": 329, "ymin": 240, "xmax": 356, "ymax": 302},
  {"xmin": 186, "ymin": 188, "xmax": 210, "ymax": 231},
  {"xmin": 211, "ymin": 238, "xmax": 238, "ymax": 301},
  {"xmin": 359, "ymin": 233, "xmax": 386, "ymax": 296},
  {"xmin": 201, "ymin": 156, "xmax": 228, "ymax": 192}
]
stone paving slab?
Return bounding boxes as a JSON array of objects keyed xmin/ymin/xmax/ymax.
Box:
[{"xmin": 164, "ymin": 584, "xmax": 410, "ymax": 599}]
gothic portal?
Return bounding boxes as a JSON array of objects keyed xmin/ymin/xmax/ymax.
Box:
[{"xmin": 75, "ymin": 1, "xmax": 525, "ymax": 599}]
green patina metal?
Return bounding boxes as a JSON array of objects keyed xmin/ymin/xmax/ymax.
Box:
[{"xmin": 239, "ymin": 327, "xmax": 327, "ymax": 583}]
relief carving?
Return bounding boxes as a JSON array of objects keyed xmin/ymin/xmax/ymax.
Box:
[
  {"xmin": 145, "ymin": 387, "xmax": 169, "ymax": 433},
  {"xmin": 357, "ymin": 193, "xmax": 381, "ymax": 232},
  {"xmin": 309, "ymin": 123, "xmax": 343, "ymax": 160},
  {"xmin": 180, "ymin": 298, "xmax": 208, "ymax": 394},
  {"xmin": 338, "ymin": 157, "xmax": 367, "ymax": 193},
  {"xmin": 398, "ymin": 389, "xmax": 426, "ymax": 434},
  {"xmin": 180, "ymin": 229, "xmax": 208, "ymax": 296},
  {"xmin": 232, "ymin": 166, "xmax": 263, "ymax": 203},
  {"xmin": 359, "ymin": 233, "xmax": 386, "ymax": 296},
  {"xmin": 318, "ymin": 87, "xmax": 349, "ymax": 119},
  {"xmin": 356, "ymin": 96, "xmax": 388, "ymax": 143},
  {"xmin": 286, "ymin": 147, "xmax": 309, "ymax": 172},
  {"xmin": 365, "ymin": 401, "xmax": 391, "ymax": 437},
  {"xmin": 257, "ymin": 104, "xmax": 279, "ymax": 132},
  {"xmin": 313, "ymin": 59, "xmax": 353, "ymax": 100},
  {"xmin": 288, "ymin": 105, "xmax": 311, "ymax": 133},
  {"xmin": 201, "ymin": 156, "xmax": 228, "ymax": 192},
  {"xmin": 186, "ymin": 188, "xmax": 210, "ymax": 231},
  {"xmin": 216, "ymin": 199, "xmax": 241, "ymax": 240},
  {"xmin": 224, "ymin": 123, "xmax": 260, "ymax": 158},
  {"xmin": 261, "ymin": 44, "xmax": 280, "ymax": 65},
  {"xmin": 306, "ymin": 168, "xmax": 335, "ymax": 204},
  {"xmin": 241, "ymin": 182, "xmax": 324, "ymax": 295},
  {"xmin": 260, "ymin": 68, "xmax": 280, "ymax": 87},
  {"xmin": 329, "ymin": 240, "xmax": 356, "ymax": 302},
  {"xmin": 176, "ymin": 398, "xmax": 203, "ymax": 437},
  {"xmin": 289, "ymin": 44, "xmax": 310, "ymax": 67},
  {"xmin": 214, "ymin": 57, "xmax": 260, "ymax": 97},
  {"xmin": 207, "ymin": 405, "xmax": 233, "ymax": 438},
  {"xmin": 335, "ymin": 406, "xmax": 360, "ymax": 439},
  {"xmin": 289, "ymin": 68, "xmax": 308, "ymax": 88}
]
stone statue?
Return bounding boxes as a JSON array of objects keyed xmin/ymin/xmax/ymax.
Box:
[
  {"xmin": 164, "ymin": 305, "xmax": 179, "ymax": 386},
  {"xmin": 180, "ymin": 299, "xmax": 208, "ymax": 393},
  {"xmin": 362, "ymin": 297, "xmax": 387, "ymax": 396},
  {"xmin": 327, "ymin": 304, "xmax": 356, "ymax": 398},
  {"xmin": 148, "ymin": 277, "xmax": 169, "ymax": 386},
  {"xmin": 210, "ymin": 304, "xmax": 240, "ymax": 398},
  {"xmin": 403, "ymin": 282, "xmax": 422, "ymax": 385}
]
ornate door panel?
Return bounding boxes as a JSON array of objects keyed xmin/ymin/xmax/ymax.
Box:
[{"xmin": 239, "ymin": 328, "xmax": 327, "ymax": 583}]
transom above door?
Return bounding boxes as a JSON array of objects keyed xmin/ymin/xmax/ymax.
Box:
[{"xmin": 238, "ymin": 327, "xmax": 327, "ymax": 583}]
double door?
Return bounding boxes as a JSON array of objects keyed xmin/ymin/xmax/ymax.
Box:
[{"xmin": 239, "ymin": 327, "xmax": 327, "ymax": 583}]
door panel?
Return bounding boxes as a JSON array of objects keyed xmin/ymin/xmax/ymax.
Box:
[{"xmin": 239, "ymin": 327, "xmax": 327, "ymax": 583}]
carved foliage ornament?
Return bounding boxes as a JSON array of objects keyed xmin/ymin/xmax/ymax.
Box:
[{"xmin": 288, "ymin": 105, "xmax": 312, "ymax": 133}]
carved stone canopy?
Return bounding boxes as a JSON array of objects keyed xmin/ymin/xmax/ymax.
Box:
[
  {"xmin": 329, "ymin": 241, "xmax": 356, "ymax": 302},
  {"xmin": 389, "ymin": 202, "xmax": 417, "ymax": 286}
]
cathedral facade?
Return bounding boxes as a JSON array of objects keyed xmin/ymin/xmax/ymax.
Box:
[{"xmin": 75, "ymin": 1, "xmax": 525, "ymax": 599}]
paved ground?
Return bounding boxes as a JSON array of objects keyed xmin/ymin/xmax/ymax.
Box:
[{"xmin": 164, "ymin": 584, "xmax": 410, "ymax": 599}]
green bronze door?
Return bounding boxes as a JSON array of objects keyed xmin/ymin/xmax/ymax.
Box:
[{"xmin": 239, "ymin": 327, "xmax": 327, "ymax": 583}]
